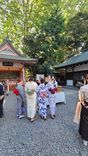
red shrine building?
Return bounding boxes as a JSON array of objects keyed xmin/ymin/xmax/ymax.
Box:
[{"xmin": 0, "ymin": 38, "xmax": 37, "ymax": 90}]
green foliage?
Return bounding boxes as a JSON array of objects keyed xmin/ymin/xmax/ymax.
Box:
[
  {"xmin": 23, "ymin": 7, "xmax": 65, "ymax": 74},
  {"xmin": 0, "ymin": 0, "xmax": 88, "ymax": 74},
  {"xmin": 60, "ymin": 0, "xmax": 88, "ymax": 21},
  {"xmin": 65, "ymin": 12, "xmax": 88, "ymax": 57}
]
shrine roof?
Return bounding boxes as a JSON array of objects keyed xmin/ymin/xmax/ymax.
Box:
[
  {"xmin": 0, "ymin": 52, "xmax": 37, "ymax": 63},
  {"xmin": 0, "ymin": 38, "xmax": 37, "ymax": 64},
  {"xmin": 55, "ymin": 51, "xmax": 88, "ymax": 68}
]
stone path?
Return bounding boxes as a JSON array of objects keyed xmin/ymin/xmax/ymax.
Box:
[{"xmin": 0, "ymin": 88, "xmax": 88, "ymax": 156}]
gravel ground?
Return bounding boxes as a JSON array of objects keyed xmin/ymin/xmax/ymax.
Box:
[{"xmin": 0, "ymin": 88, "xmax": 88, "ymax": 156}]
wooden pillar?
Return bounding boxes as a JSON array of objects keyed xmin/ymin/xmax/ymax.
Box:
[
  {"xmin": 72, "ymin": 66, "xmax": 74, "ymax": 86},
  {"xmin": 65, "ymin": 67, "xmax": 67, "ymax": 85},
  {"xmin": 22, "ymin": 66, "xmax": 26, "ymax": 82},
  {"xmin": 6, "ymin": 79, "xmax": 9, "ymax": 94}
]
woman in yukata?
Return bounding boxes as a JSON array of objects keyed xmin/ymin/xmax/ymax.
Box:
[
  {"xmin": 36, "ymin": 78, "xmax": 48, "ymax": 120},
  {"xmin": 25, "ymin": 76, "xmax": 37, "ymax": 122},
  {"xmin": 74, "ymin": 74, "xmax": 88, "ymax": 146},
  {"xmin": 74, "ymin": 75, "xmax": 87, "ymax": 124},
  {"xmin": 46, "ymin": 75, "xmax": 57, "ymax": 119},
  {"xmin": 79, "ymin": 80, "xmax": 88, "ymax": 146}
]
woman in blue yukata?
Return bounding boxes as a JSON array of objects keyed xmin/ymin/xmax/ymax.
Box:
[
  {"xmin": 46, "ymin": 75, "xmax": 58, "ymax": 119},
  {"xmin": 36, "ymin": 78, "xmax": 48, "ymax": 120}
]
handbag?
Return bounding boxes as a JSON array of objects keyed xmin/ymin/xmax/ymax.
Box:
[{"xmin": 13, "ymin": 88, "xmax": 19, "ymax": 96}]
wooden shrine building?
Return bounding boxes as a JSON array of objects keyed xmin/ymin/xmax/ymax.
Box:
[
  {"xmin": 54, "ymin": 51, "xmax": 88, "ymax": 86},
  {"xmin": 0, "ymin": 38, "xmax": 37, "ymax": 90}
]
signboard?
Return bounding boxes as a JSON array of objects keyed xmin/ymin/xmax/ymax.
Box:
[
  {"xmin": 66, "ymin": 80, "xmax": 73, "ymax": 86},
  {"xmin": 36, "ymin": 74, "xmax": 44, "ymax": 80}
]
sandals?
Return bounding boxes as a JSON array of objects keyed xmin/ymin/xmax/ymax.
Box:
[
  {"xmin": 51, "ymin": 115, "xmax": 55, "ymax": 119},
  {"xmin": 40, "ymin": 116, "xmax": 47, "ymax": 120},
  {"xmin": 30, "ymin": 118, "xmax": 35, "ymax": 122}
]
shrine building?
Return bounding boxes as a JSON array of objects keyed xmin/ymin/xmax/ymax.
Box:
[
  {"xmin": 0, "ymin": 38, "xmax": 37, "ymax": 90},
  {"xmin": 54, "ymin": 51, "xmax": 88, "ymax": 86}
]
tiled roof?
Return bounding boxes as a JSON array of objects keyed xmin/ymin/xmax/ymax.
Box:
[
  {"xmin": 55, "ymin": 51, "xmax": 88, "ymax": 68},
  {"xmin": 0, "ymin": 52, "xmax": 37, "ymax": 63},
  {"xmin": 0, "ymin": 38, "xmax": 22, "ymax": 56},
  {"xmin": 0, "ymin": 38, "xmax": 37, "ymax": 64}
]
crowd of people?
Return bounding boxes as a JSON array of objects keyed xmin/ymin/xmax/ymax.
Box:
[
  {"xmin": 12, "ymin": 75, "xmax": 58, "ymax": 122},
  {"xmin": 1, "ymin": 74, "xmax": 88, "ymax": 146}
]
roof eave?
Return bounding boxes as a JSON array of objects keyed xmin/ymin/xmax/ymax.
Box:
[
  {"xmin": 0, "ymin": 58, "xmax": 37, "ymax": 64},
  {"xmin": 55, "ymin": 60, "xmax": 88, "ymax": 69}
]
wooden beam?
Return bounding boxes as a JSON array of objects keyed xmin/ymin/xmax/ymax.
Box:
[{"xmin": 0, "ymin": 66, "xmax": 22, "ymax": 71}]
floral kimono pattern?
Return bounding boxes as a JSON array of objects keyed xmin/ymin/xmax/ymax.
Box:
[
  {"xmin": 36, "ymin": 83, "xmax": 48, "ymax": 118},
  {"xmin": 46, "ymin": 81, "xmax": 57, "ymax": 116}
]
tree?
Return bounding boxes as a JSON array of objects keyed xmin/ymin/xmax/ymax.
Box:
[
  {"xmin": 0, "ymin": 0, "xmax": 88, "ymax": 66},
  {"xmin": 23, "ymin": 7, "xmax": 65, "ymax": 74},
  {"xmin": 60, "ymin": 0, "xmax": 88, "ymax": 21},
  {"xmin": 65, "ymin": 12, "xmax": 88, "ymax": 56}
]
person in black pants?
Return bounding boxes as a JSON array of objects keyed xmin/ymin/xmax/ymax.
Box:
[
  {"xmin": 0, "ymin": 83, "xmax": 4, "ymax": 118},
  {"xmin": 79, "ymin": 74, "xmax": 88, "ymax": 146}
]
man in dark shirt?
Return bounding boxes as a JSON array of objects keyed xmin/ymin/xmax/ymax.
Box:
[{"xmin": 0, "ymin": 83, "xmax": 4, "ymax": 118}]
